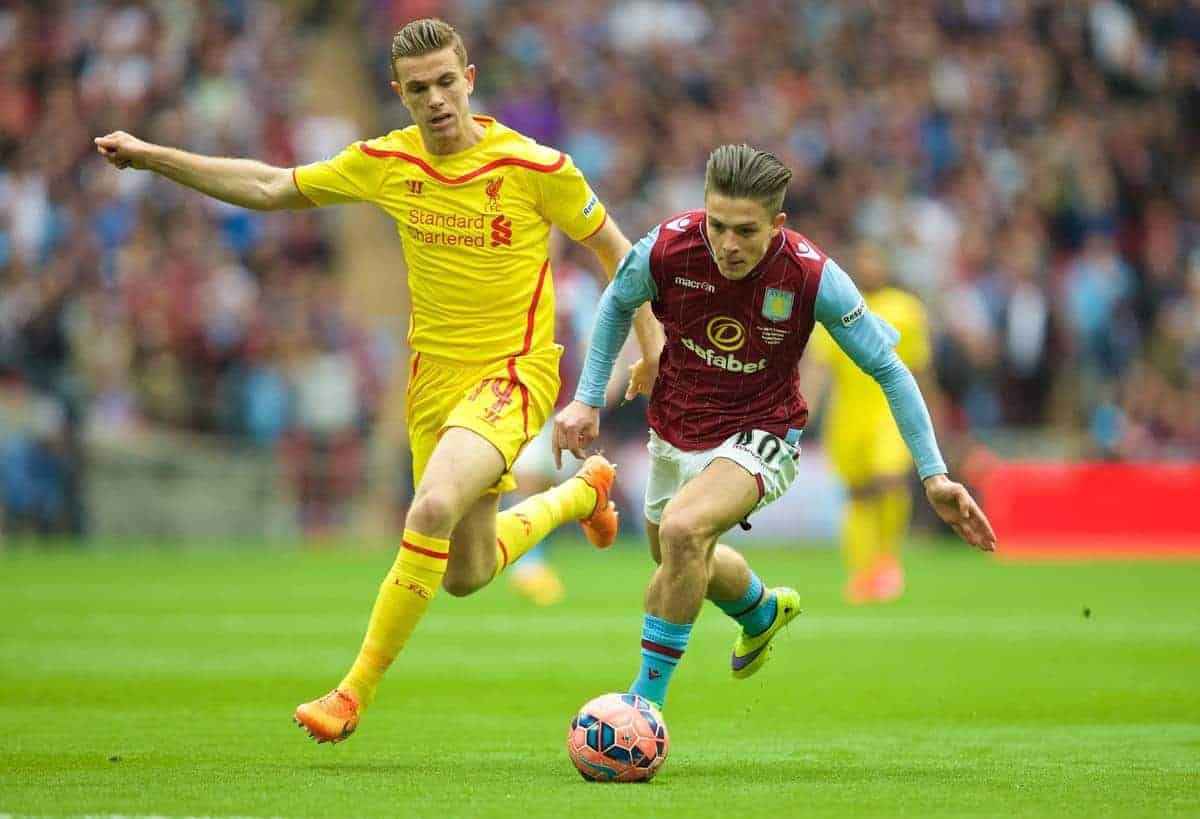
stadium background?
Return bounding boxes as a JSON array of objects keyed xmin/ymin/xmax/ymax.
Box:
[
  {"xmin": 2, "ymin": 3, "xmax": 1198, "ymax": 817},
  {"xmin": 1, "ymin": 0, "xmax": 1197, "ymax": 546}
]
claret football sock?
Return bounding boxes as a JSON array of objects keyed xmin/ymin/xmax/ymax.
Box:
[
  {"xmin": 629, "ymin": 614, "xmax": 692, "ymax": 709},
  {"xmin": 339, "ymin": 529, "xmax": 449, "ymax": 707},
  {"xmin": 714, "ymin": 572, "xmax": 778, "ymax": 637}
]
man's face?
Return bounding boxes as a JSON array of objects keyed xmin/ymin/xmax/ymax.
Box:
[
  {"xmin": 391, "ymin": 47, "xmax": 476, "ymax": 154},
  {"xmin": 703, "ymin": 191, "xmax": 785, "ymax": 280}
]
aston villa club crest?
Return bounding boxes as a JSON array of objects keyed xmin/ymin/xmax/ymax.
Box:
[{"xmin": 762, "ymin": 288, "xmax": 794, "ymax": 322}]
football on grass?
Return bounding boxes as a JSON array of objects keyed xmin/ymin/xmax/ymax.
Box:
[{"xmin": 566, "ymin": 692, "xmax": 669, "ymax": 782}]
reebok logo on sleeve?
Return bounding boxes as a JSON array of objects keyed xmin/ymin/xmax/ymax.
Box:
[{"xmin": 841, "ymin": 299, "xmax": 866, "ymax": 327}]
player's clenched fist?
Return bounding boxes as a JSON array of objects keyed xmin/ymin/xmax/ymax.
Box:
[
  {"xmin": 94, "ymin": 131, "xmax": 153, "ymax": 170},
  {"xmin": 552, "ymin": 400, "xmax": 600, "ymax": 469}
]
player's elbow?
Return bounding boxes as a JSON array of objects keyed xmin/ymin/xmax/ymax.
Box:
[
  {"xmin": 255, "ymin": 170, "xmax": 309, "ymax": 211},
  {"xmin": 866, "ymin": 354, "xmax": 907, "ymax": 385}
]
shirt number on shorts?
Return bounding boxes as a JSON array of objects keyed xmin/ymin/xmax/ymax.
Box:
[{"xmin": 735, "ymin": 430, "xmax": 786, "ymax": 465}]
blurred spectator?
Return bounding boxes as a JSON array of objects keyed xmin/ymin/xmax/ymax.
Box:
[{"xmin": 0, "ymin": 1, "xmax": 376, "ymax": 539}]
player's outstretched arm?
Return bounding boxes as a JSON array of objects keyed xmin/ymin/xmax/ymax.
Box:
[
  {"xmin": 923, "ymin": 474, "xmax": 997, "ymax": 551},
  {"xmin": 94, "ymin": 131, "xmax": 313, "ymax": 211},
  {"xmin": 556, "ymin": 224, "xmax": 659, "ymax": 467},
  {"xmin": 813, "ymin": 256, "xmax": 997, "ymax": 551},
  {"xmin": 581, "ymin": 218, "xmax": 665, "ymax": 384}
]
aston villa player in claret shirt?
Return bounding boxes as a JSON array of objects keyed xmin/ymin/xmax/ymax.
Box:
[{"xmin": 554, "ymin": 144, "xmax": 996, "ymax": 712}]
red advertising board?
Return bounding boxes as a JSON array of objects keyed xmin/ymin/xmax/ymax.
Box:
[{"xmin": 980, "ymin": 462, "xmax": 1200, "ymax": 559}]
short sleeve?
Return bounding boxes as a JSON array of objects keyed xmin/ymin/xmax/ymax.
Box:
[
  {"xmin": 531, "ymin": 152, "xmax": 607, "ymax": 241},
  {"xmin": 293, "ymin": 142, "xmax": 383, "ymax": 206}
]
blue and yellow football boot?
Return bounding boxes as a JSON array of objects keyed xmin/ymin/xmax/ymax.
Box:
[{"xmin": 730, "ymin": 587, "xmax": 802, "ymax": 679}]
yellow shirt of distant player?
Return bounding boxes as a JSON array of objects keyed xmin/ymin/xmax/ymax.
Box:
[
  {"xmin": 811, "ymin": 286, "xmax": 932, "ymax": 433},
  {"xmin": 294, "ymin": 116, "xmax": 607, "ymax": 362}
]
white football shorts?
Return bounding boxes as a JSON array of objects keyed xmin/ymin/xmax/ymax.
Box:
[{"xmin": 643, "ymin": 428, "xmax": 801, "ymax": 525}]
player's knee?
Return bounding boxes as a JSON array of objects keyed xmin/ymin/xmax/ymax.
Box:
[
  {"xmin": 657, "ymin": 515, "xmax": 708, "ymax": 565},
  {"xmin": 407, "ymin": 491, "xmax": 459, "ymax": 535}
]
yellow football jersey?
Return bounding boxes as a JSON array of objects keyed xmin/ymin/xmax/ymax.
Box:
[
  {"xmin": 811, "ymin": 286, "xmax": 932, "ymax": 432},
  {"xmin": 293, "ymin": 116, "xmax": 607, "ymax": 362}
]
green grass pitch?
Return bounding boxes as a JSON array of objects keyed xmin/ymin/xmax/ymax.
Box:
[{"xmin": 2, "ymin": 539, "xmax": 1198, "ymax": 817}]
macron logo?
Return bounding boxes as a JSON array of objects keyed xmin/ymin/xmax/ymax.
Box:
[
  {"xmin": 675, "ymin": 276, "xmax": 715, "ymax": 293},
  {"xmin": 665, "ymin": 216, "xmax": 690, "ymax": 232}
]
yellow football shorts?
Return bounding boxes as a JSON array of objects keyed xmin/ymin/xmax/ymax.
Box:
[
  {"xmin": 826, "ymin": 416, "xmax": 911, "ymax": 490},
  {"xmin": 406, "ymin": 345, "xmax": 562, "ymax": 494}
]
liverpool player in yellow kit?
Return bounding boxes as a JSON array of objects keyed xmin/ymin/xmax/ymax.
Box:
[
  {"xmin": 95, "ymin": 18, "xmax": 661, "ymax": 743},
  {"xmin": 807, "ymin": 241, "xmax": 935, "ymax": 603}
]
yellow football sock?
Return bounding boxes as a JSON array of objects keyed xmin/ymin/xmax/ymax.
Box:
[
  {"xmin": 842, "ymin": 496, "xmax": 882, "ymax": 573},
  {"xmin": 339, "ymin": 529, "xmax": 449, "ymax": 708},
  {"xmin": 493, "ymin": 478, "xmax": 596, "ymax": 576},
  {"xmin": 877, "ymin": 485, "xmax": 912, "ymax": 557}
]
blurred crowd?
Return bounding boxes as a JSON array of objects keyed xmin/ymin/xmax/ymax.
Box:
[
  {"xmin": 3, "ymin": 0, "xmax": 1199, "ymax": 537},
  {"xmin": 0, "ymin": 1, "xmax": 385, "ymax": 535}
]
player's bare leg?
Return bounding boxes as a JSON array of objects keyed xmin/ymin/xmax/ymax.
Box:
[
  {"xmin": 658, "ymin": 459, "xmax": 802, "ymax": 680},
  {"xmin": 506, "ymin": 462, "xmax": 566, "ymax": 606},
  {"xmin": 646, "ymin": 526, "xmax": 752, "ymax": 604},
  {"xmin": 295, "ymin": 428, "xmax": 503, "ymax": 743},
  {"xmin": 630, "ymin": 459, "xmax": 793, "ymax": 707},
  {"xmin": 407, "ymin": 427, "xmax": 508, "ymax": 539},
  {"xmin": 646, "ymin": 459, "xmax": 759, "ymax": 620},
  {"xmin": 442, "ymin": 453, "xmax": 617, "ymax": 601},
  {"xmin": 452, "ymin": 489, "xmax": 570, "ymax": 604},
  {"xmin": 442, "ymin": 490, "xmax": 504, "ymax": 596}
]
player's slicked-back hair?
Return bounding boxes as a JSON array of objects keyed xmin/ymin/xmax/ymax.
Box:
[
  {"xmin": 391, "ymin": 18, "xmax": 468, "ymax": 80},
  {"xmin": 704, "ymin": 144, "xmax": 793, "ymax": 215}
]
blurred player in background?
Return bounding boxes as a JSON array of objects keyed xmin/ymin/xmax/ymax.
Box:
[
  {"xmin": 95, "ymin": 17, "xmax": 661, "ymax": 743},
  {"xmin": 556, "ymin": 144, "xmax": 995, "ymax": 710},
  {"xmin": 805, "ymin": 241, "xmax": 936, "ymax": 604}
]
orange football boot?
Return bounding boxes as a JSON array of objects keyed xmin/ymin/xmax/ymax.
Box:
[
  {"xmin": 574, "ymin": 454, "xmax": 619, "ymax": 548},
  {"xmin": 870, "ymin": 555, "xmax": 905, "ymax": 603},
  {"xmin": 294, "ymin": 688, "xmax": 360, "ymax": 744}
]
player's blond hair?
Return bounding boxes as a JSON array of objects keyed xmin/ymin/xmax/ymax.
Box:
[
  {"xmin": 704, "ymin": 144, "xmax": 793, "ymax": 215},
  {"xmin": 390, "ymin": 18, "xmax": 468, "ymax": 80}
]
